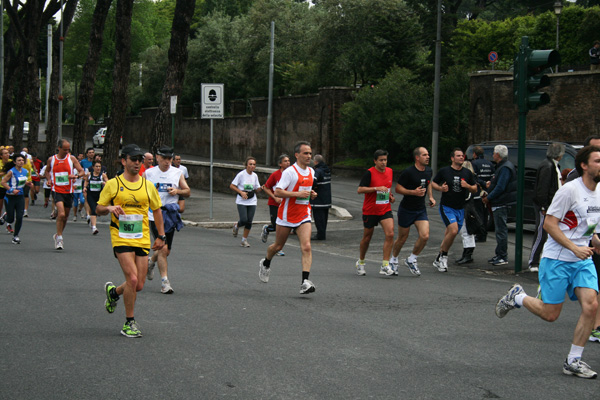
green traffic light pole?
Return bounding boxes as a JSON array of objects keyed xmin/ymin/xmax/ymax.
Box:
[{"xmin": 514, "ymin": 36, "xmax": 529, "ymax": 274}]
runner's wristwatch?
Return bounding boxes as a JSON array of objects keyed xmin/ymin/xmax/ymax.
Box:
[{"xmin": 157, "ymin": 235, "xmax": 167, "ymax": 241}]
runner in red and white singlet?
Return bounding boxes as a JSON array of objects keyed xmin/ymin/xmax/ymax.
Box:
[
  {"xmin": 259, "ymin": 141, "xmax": 318, "ymax": 294},
  {"xmin": 44, "ymin": 139, "xmax": 85, "ymax": 250}
]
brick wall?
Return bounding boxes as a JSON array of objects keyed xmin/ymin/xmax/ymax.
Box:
[{"xmin": 469, "ymin": 71, "xmax": 600, "ymax": 144}]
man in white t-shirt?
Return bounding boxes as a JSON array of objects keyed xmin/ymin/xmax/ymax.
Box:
[
  {"xmin": 259, "ymin": 141, "xmax": 318, "ymax": 294},
  {"xmin": 495, "ymin": 145, "xmax": 600, "ymax": 379},
  {"xmin": 144, "ymin": 146, "xmax": 190, "ymax": 294}
]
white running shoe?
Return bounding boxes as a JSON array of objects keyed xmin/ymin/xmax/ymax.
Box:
[
  {"xmin": 261, "ymin": 225, "xmax": 269, "ymax": 243},
  {"xmin": 379, "ymin": 264, "xmax": 394, "ymax": 276},
  {"xmin": 232, "ymin": 222, "xmax": 239, "ymax": 237},
  {"xmin": 355, "ymin": 261, "xmax": 366, "ymax": 276},
  {"xmin": 12, "ymin": 236, "xmax": 20, "ymax": 244},
  {"xmin": 389, "ymin": 258, "xmax": 399, "ymax": 275},
  {"xmin": 495, "ymin": 283, "xmax": 524, "ymax": 318},
  {"xmin": 80, "ymin": 210, "xmax": 86, "ymax": 219},
  {"xmin": 53, "ymin": 234, "xmax": 64, "ymax": 250},
  {"xmin": 73, "ymin": 215, "xmax": 77, "ymax": 222},
  {"xmin": 259, "ymin": 258, "xmax": 270, "ymax": 283},
  {"xmin": 147, "ymin": 256, "xmax": 156, "ymax": 280},
  {"xmin": 92, "ymin": 227, "xmax": 99, "ymax": 235},
  {"xmin": 23, "ymin": 210, "xmax": 28, "ymax": 218},
  {"xmin": 241, "ymin": 240, "xmax": 250, "ymax": 247},
  {"xmin": 276, "ymin": 250, "xmax": 285, "ymax": 256},
  {"xmin": 300, "ymin": 279, "xmax": 316, "ymax": 294},
  {"xmin": 404, "ymin": 259, "xmax": 421, "ymax": 276},
  {"xmin": 433, "ymin": 256, "xmax": 448, "ymax": 272},
  {"xmin": 563, "ymin": 358, "xmax": 598, "ymax": 379},
  {"xmin": 161, "ymin": 279, "xmax": 174, "ymax": 294}
]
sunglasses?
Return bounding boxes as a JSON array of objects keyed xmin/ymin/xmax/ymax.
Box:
[{"xmin": 128, "ymin": 155, "xmax": 144, "ymax": 162}]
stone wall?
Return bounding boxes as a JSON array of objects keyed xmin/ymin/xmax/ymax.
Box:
[
  {"xmin": 121, "ymin": 87, "xmax": 356, "ymax": 165},
  {"xmin": 469, "ymin": 71, "xmax": 600, "ymax": 143}
]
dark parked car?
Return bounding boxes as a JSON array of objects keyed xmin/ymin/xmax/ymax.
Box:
[{"xmin": 465, "ymin": 141, "xmax": 582, "ymax": 225}]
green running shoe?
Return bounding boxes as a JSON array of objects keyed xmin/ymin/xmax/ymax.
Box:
[
  {"xmin": 104, "ymin": 282, "xmax": 118, "ymax": 314},
  {"xmin": 589, "ymin": 328, "xmax": 600, "ymax": 343},
  {"xmin": 121, "ymin": 320, "xmax": 142, "ymax": 338}
]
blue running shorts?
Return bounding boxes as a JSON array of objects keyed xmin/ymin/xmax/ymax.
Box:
[
  {"xmin": 439, "ymin": 205, "xmax": 464, "ymax": 231},
  {"xmin": 539, "ymin": 257, "xmax": 599, "ymax": 304}
]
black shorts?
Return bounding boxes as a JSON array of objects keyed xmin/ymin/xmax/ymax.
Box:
[
  {"xmin": 53, "ymin": 192, "xmax": 74, "ymax": 208},
  {"xmin": 150, "ymin": 221, "xmax": 175, "ymax": 250},
  {"xmin": 44, "ymin": 188, "xmax": 51, "ymax": 198},
  {"xmin": 0, "ymin": 187, "xmax": 6, "ymax": 198},
  {"xmin": 23, "ymin": 185, "xmax": 30, "ymax": 197},
  {"xmin": 33, "ymin": 180, "xmax": 41, "ymax": 187},
  {"xmin": 397, "ymin": 206, "xmax": 428, "ymax": 228},
  {"xmin": 362, "ymin": 211, "xmax": 393, "ymax": 229},
  {"xmin": 113, "ymin": 246, "xmax": 150, "ymax": 258}
]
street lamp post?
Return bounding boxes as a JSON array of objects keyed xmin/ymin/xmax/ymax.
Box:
[{"xmin": 554, "ymin": 1, "xmax": 563, "ymax": 73}]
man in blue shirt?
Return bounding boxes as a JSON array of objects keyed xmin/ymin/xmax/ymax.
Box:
[{"xmin": 483, "ymin": 145, "xmax": 517, "ymax": 266}]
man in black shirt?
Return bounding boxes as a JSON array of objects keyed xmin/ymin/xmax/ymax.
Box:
[
  {"xmin": 590, "ymin": 41, "xmax": 600, "ymax": 71},
  {"xmin": 389, "ymin": 147, "xmax": 435, "ymax": 276},
  {"xmin": 431, "ymin": 148, "xmax": 477, "ymax": 272}
]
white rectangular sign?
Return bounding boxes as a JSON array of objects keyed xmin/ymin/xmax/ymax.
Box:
[
  {"xmin": 201, "ymin": 84, "xmax": 224, "ymax": 119},
  {"xmin": 170, "ymin": 95, "xmax": 177, "ymax": 114}
]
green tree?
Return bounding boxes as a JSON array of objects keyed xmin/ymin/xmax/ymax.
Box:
[
  {"xmin": 315, "ymin": 0, "xmax": 423, "ymax": 87},
  {"xmin": 340, "ymin": 67, "xmax": 431, "ymax": 164}
]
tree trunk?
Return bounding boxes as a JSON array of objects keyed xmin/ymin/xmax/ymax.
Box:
[
  {"xmin": 72, "ymin": 0, "xmax": 113, "ymax": 156},
  {"xmin": 12, "ymin": 66, "xmax": 27, "ymax": 150},
  {"xmin": 45, "ymin": 0, "xmax": 78, "ymax": 159},
  {"xmin": 149, "ymin": 0, "xmax": 197, "ymax": 155},
  {"xmin": 105, "ymin": 0, "xmax": 134, "ymax": 177}
]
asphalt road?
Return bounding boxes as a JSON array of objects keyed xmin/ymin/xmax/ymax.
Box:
[{"xmin": 2, "ymin": 197, "xmax": 599, "ymax": 399}]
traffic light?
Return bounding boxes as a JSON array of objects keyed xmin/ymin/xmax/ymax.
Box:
[
  {"xmin": 513, "ymin": 38, "xmax": 560, "ymax": 112},
  {"xmin": 526, "ymin": 49, "xmax": 560, "ymax": 110}
]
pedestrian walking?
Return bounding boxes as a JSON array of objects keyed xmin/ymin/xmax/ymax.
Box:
[{"xmin": 495, "ymin": 145, "xmax": 600, "ymax": 379}]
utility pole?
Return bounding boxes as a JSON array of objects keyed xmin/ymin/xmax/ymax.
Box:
[
  {"xmin": 431, "ymin": 0, "xmax": 442, "ymax": 174},
  {"xmin": 266, "ymin": 21, "xmax": 275, "ymax": 166}
]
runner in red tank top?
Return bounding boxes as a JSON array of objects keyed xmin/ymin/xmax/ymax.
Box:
[
  {"xmin": 44, "ymin": 139, "xmax": 85, "ymax": 250},
  {"xmin": 259, "ymin": 141, "xmax": 318, "ymax": 294},
  {"xmin": 355, "ymin": 149, "xmax": 396, "ymax": 277}
]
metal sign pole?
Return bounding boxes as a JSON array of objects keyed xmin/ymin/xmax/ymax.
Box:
[{"xmin": 210, "ymin": 118, "xmax": 214, "ymax": 220}]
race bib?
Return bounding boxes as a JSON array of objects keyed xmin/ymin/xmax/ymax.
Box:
[
  {"xmin": 296, "ymin": 185, "xmax": 312, "ymax": 205},
  {"xmin": 376, "ymin": 190, "xmax": 390, "ymax": 205},
  {"xmin": 16, "ymin": 176, "xmax": 27, "ymax": 188},
  {"xmin": 118, "ymin": 214, "xmax": 144, "ymax": 239},
  {"xmin": 90, "ymin": 181, "xmax": 102, "ymax": 191},
  {"xmin": 55, "ymin": 171, "xmax": 69, "ymax": 186},
  {"xmin": 243, "ymin": 183, "xmax": 254, "ymax": 191},
  {"xmin": 157, "ymin": 183, "xmax": 173, "ymax": 193}
]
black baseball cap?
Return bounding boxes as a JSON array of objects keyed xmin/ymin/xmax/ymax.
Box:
[
  {"xmin": 156, "ymin": 146, "xmax": 174, "ymax": 157},
  {"xmin": 121, "ymin": 144, "xmax": 144, "ymax": 158}
]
